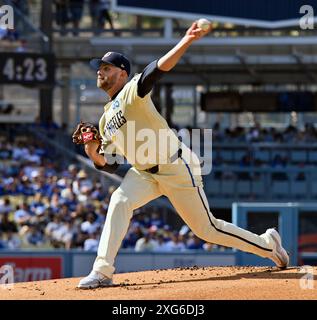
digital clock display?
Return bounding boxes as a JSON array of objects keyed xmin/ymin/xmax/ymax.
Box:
[{"xmin": 0, "ymin": 53, "xmax": 55, "ymax": 85}]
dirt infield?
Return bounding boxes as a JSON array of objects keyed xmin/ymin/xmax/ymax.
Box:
[{"xmin": 1, "ymin": 266, "xmax": 316, "ymax": 300}]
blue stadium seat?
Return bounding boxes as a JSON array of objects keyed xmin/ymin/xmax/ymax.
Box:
[
  {"xmin": 254, "ymin": 150, "xmax": 270, "ymax": 162},
  {"xmin": 308, "ymin": 151, "xmax": 317, "ymax": 163},
  {"xmin": 221, "ymin": 180, "xmax": 235, "ymax": 197},
  {"xmin": 311, "ymin": 181, "xmax": 317, "ymax": 196},
  {"xmin": 233, "ymin": 150, "xmax": 246, "ymax": 162},
  {"xmin": 203, "ymin": 178, "xmax": 220, "ymax": 196},
  {"xmin": 272, "ymin": 151, "xmax": 287, "ymax": 159},
  {"xmin": 237, "ymin": 180, "xmax": 251, "ymax": 197},
  {"xmin": 290, "ymin": 151, "xmax": 306, "ymax": 163},
  {"xmin": 220, "ymin": 150, "xmax": 234, "ymax": 162},
  {"xmin": 251, "ymin": 180, "xmax": 266, "ymax": 197},
  {"xmin": 271, "ymin": 181, "xmax": 289, "ymax": 198},
  {"xmin": 290, "ymin": 181, "xmax": 307, "ymax": 199}
]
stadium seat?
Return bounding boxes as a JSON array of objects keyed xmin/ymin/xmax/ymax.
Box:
[
  {"xmin": 311, "ymin": 181, "xmax": 317, "ymax": 196},
  {"xmin": 290, "ymin": 181, "xmax": 307, "ymax": 199},
  {"xmin": 251, "ymin": 180, "xmax": 266, "ymax": 198},
  {"xmin": 203, "ymin": 178, "xmax": 220, "ymax": 196},
  {"xmin": 220, "ymin": 150, "xmax": 234, "ymax": 162},
  {"xmin": 221, "ymin": 180, "xmax": 235, "ymax": 197},
  {"xmin": 308, "ymin": 151, "xmax": 317, "ymax": 163},
  {"xmin": 233, "ymin": 150, "xmax": 246, "ymax": 162},
  {"xmin": 237, "ymin": 180, "xmax": 251, "ymax": 197},
  {"xmin": 290, "ymin": 151, "xmax": 307, "ymax": 163},
  {"xmin": 272, "ymin": 151, "xmax": 287, "ymax": 160},
  {"xmin": 254, "ymin": 150, "xmax": 270, "ymax": 162},
  {"xmin": 271, "ymin": 181, "xmax": 289, "ymax": 199}
]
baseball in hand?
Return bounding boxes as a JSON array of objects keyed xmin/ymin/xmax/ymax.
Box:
[{"xmin": 197, "ymin": 18, "xmax": 211, "ymax": 32}]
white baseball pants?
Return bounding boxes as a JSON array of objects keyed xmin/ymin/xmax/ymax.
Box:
[{"xmin": 93, "ymin": 148, "xmax": 274, "ymax": 278}]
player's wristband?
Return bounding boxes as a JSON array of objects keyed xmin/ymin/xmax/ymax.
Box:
[{"xmin": 94, "ymin": 162, "xmax": 119, "ymax": 174}]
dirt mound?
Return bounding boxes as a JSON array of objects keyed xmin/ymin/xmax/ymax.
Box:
[{"xmin": 0, "ymin": 266, "xmax": 316, "ymax": 300}]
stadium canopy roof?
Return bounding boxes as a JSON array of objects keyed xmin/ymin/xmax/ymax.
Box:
[{"xmin": 113, "ymin": 0, "xmax": 317, "ymax": 29}]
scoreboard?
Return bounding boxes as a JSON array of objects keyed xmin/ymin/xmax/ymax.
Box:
[{"xmin": 0, "ymin": 53, "xmax": 55, "ymax": 86}]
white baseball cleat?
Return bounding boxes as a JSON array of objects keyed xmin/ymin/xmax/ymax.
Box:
[
  {"xmin": 77, "ymin": 271, "xmax": 113, "ymax": 289},
  {"xmin": 266, "ymin": 228, "xmax": 289, "ymax": 269}
]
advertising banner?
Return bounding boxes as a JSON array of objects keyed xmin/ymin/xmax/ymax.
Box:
[{"xmin": 0, "ymin": 257, "xmax": 63, "ymax": 282}]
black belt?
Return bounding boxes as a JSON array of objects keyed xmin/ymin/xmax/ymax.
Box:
[{"xmin": 144, "ymin": 149, "xmax": 182, "ymax": 174}]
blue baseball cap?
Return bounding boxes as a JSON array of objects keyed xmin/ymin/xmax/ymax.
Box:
[{"xmin": 90, "ymin": 52, "xmax": 131, "ymax": 76}]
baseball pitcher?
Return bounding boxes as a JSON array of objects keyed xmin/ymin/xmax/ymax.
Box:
[{"xmin": 73, "ymin": 21, "xmax": 289, "ymax": 289}]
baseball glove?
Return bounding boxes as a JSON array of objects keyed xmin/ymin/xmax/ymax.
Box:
[{"xmin": 72, "ymin": 121, "xmax": 102, "ymax": 145}]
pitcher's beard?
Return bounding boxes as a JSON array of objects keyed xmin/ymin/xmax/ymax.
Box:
[{"xmin": 97, "ymin": 76, "xmax": 110, "ymax": 89}]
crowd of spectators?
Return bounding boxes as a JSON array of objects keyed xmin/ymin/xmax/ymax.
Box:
[
  {"xmin": 211, "ymin": 122, "xmax": 317, "ymax": 144},
  {"xmin": 123, "ymin": 214, "xmax": 225, "ymax": 253},
  {"xmin": 0, "ymin": 0, "xmax": 32, "ymax": 51},
  {"xmin": 173, "ymin": 122, "xmax": 317, "ymax": 150},
  {"xmin": 172, "ymin": 122, "xmax": 317, "ymax": 182},
  {"xmin": 0, "ymin": 133, "xmax": 224, "ymax": 253},
  {"xmin": 53, "ymin": 0, "xmax": 116, "ymax": 35},
  {"xmin": 3, "ymin": 122, "xmax": 314, "ymax": 250},
  {"xmin": 0, "ymin": 27, "xmax": 20, "ymax": 42},
  {"xmin": 211, "ymin": 123, "xmax": 317, "ymax": 171}
]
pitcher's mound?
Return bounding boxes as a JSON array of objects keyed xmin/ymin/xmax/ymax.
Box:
[{"xmin": 1, "ymin": 266, "xmax": 316, "ymax": 300}]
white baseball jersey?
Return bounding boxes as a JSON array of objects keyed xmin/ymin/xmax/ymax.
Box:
[{"xmin": 98, "ymin": 73, "xmax": 180, "ymax": 171}]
